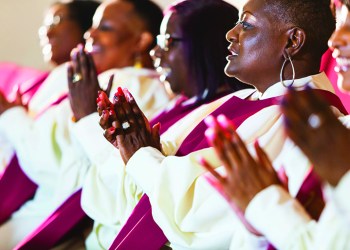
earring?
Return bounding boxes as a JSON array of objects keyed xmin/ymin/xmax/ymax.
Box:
[
  {"xmin": 280, "ymin": 55, "xmax": 295, "ymax": 88},
  {"xmin": 134, "ymin": 55, "xmax": 143, "ymax": 69}
]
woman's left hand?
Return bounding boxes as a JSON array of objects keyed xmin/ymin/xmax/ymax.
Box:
[{"xmin": 199, "ymin": 114, "xmax": 280, "ymax": 213}]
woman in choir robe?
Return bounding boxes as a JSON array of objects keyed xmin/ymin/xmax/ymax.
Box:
[
  {"xmin": 81, "ymin": 0, "xmax": 249, "ymax": 249},
  {"xmin": 99, "ymin": 0, "xmax": 344, "ymax": 249},
  {"xmin": 0, "ymin": 0, "xmax": 169, "ymax": 249},
  {"xmin": 220, "ymin": 0, "xmax": 350, "ymax": 248},
  {"xmin": 0, "ymin": 0, "xmax": 99, "ymax": 171},
  {"xmin": 0, "ymin": 1, "xmax": 99, "ymax": 248}
]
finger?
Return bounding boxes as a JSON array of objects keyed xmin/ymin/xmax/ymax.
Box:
[
  {"xmin": 113, "ymin": 87, "xmax": 128, "ymax": 133},
  {"xmin": 67, "ymin": 63, "xmax": 74, "ymax": 89},
  {"xmin": 86, "ymin": 51, "xmax": 98, "ymax": 80},
  {"xmin": 97, "ymin": 91, "xmax": 112, "ymax": 115},
  {"xmin": 71, "ymin": 47, "xmax": 81, "ymax": 75},
  {"xmin": 123, "ymin": 88, "xmax": 148, "ymax": 130},
  {"xmin": 151, "ymin": 122, "xmax": 162, "ymax": 151},
  {"xmin": 217, "ymin": 114, "xmax": 251, "ymax": 164},
  {"xmin": 104, "ymin": 74, "xmax": 114, "ymax": 98},
  {"xmin": 254, "ymin": 140, "xmax": 275, "ymax": 174},
  {"xmin": 304, "ymin": 87, "xmax": 336, "ymax": 122},
  {"xmin": 15, "ymin": 86, "xmax": 23, "ymax": 105},
  {"xmin": 78, "ymin": 44, "xmax": 89, "ymax": 79},
  {"xmin": 197, "ymin": 156, "xmax": 225, "ymax": 182}
]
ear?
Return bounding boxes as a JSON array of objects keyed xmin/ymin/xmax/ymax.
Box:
[
  {"xmin": 135, "ymin": 31, "xmax": 154, "ymax": 54},
  {"xmin": 283, "ymin": 27, "xmax": 306, "ymax": 58}
]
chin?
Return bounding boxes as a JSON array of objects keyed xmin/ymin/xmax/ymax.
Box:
[{"xmin": 338, "ymin": 76, "xmax": 350, "ymax": 93}]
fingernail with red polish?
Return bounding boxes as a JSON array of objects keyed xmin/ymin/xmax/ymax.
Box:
[
  {"xmin": 217, "ymin": 114, "xmax": 229, "ymax": 128},
  {"xmin": 205, "ymin": 127, "xmax": 215, "ymax": 141},
  {"xmin": 124, "ymin": 89, "xmax": 134, "ymax": 101},
  {"xmin": 204, "ymin": 115, "xmax": 216, "ymax": 127},
  {"xmin": 117, "ymin": 87, "xmax": 124, "ymax": 96}
]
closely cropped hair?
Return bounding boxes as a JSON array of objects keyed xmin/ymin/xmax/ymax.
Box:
[
  {"xmin": 124, "ymin": 0, "xmax": 163, "ymax": 49},
  {"xmin": 265, "ymin": 0, "xmax": 335, "ymax": 57},
  {"xmin": 59, "ymin": 0, "xmax": 100, "ymax": 36},
  {"xmin": 168, "ymin": 0, "xmax": 249, "ymax": 103}
]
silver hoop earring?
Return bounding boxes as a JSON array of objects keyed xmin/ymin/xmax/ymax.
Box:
[{"xmin": 280, "ymin": 56, "xmax": 295, "ymax": 88}]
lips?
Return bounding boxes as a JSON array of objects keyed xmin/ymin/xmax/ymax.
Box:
[
  {"xmin": 335, "ymin": 57, "xmax": 350, "ymax": 73},
  {"xmin": 228, "ymin": 44, "xmax": 239, "ymax": 56},
  {"xmin": 85, "ymin": 43, "xmax": 102, "ymax": 54}
]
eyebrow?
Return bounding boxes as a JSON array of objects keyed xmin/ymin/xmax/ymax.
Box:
[{"xmin": 239, "ymin": 10, "xmax": 254, "ymax": 20}]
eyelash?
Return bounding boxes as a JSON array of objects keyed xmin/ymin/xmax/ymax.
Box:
[{"xmin": 236, "ymin": 20, "xmax": 252, "ymax": 30}]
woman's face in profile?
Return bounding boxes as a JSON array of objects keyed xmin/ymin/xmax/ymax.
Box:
[
  {"xmin": 224, "ymin": 0, "xmax": 286, "ymax": 91},
  {"xmin": 151, "ymin": 12, "xmax": 191, "ymax": 96},
  {"xmin": 39, "ymin": 4, "xmax": 83, "ymax": 66},
  {"xmin": 329, "ymin": 2, "xmax": 350, "ymax": 92},
  {"xmin": 84, "ymin": 0, "xmax": 143, "ymax": 73}
]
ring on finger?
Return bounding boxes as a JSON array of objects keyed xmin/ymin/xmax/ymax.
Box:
[
  {"xmin": 307, "ymin": 113, "xmax": 322, "ymax": 129},
  {"xmin": 122, "ymin": 121, "xmax": 131, "ymax": 130},
  {"xmin": 72, "ymin": 73, "xmax": 83, "ymax": 83}
]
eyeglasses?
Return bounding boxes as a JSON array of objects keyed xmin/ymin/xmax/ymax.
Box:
[
  {"xmin": 38, "ymin": 15, "xmax": 73, "ymax": 36},
  {"xmin": 156, "ymin": 34, "xmax": 183, "ymax": 51}
]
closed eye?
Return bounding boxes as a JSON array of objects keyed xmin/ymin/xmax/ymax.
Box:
[{"xmin": 236, "ymin": 20, "xmax": 253, "ymax": 30}]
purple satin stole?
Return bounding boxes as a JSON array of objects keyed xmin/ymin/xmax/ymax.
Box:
[
  {"xmin": 14, "ymin": 189, "xmax": 90, "ymax": 250},
  {"xmin": 150, "ymin": 95, "xmax": 190, "ymax": 134},
  {"xmin": 0, "ymin": 156, "xmax": 38, "ymax": 224},
  {"xmin": 0, "ymin": 73, "xmax": 48, "ymax": 224},
  {"xmin": 109, "ymin": 89, "xmax": 348, "ymax": 250}
]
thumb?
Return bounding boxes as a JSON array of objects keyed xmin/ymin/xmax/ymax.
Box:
[
  {"xmin": 104, "ymin": 74, "xmax": 114, "ymax": 98},
  {"xmin": 151, "ymin": 122, "xmax": 162, "ymax": 151}
]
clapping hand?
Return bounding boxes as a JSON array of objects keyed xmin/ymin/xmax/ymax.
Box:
[
  {"xmin": 281, "ymin": 87, "xmax": 350, "ymax": 186},
  {"xmin": 198, "ymin": 114, "xmax": 280, "ymax": 234},
  {"xmin": 0, "ymin": 87, "xmax": 25, "ymax": 115},
  {"xmin": 98, "ymin": 87, "xmax": 162, "ymax": 164},
  {"xmin": 68, "ymin": 44, "xmax": 112, "ymax": 122}
]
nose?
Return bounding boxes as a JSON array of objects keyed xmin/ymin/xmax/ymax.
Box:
[
  {"xmin": 150, "ymin": 45, "xmax": 162, "ymax": 67},
  {"xmin": 226, "ymin": 23, "xmax": 240, "ymax": 43},
  {"xmin": 84, "ymin": 27, "xmax": 97, "ymax": 41},
  {"xmin": 328, "ymin": 26, "xmax": 350, "ymax": 50}
]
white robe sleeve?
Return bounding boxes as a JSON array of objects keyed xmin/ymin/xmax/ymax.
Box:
[{"xmin": 126, "ymin": 147, "xmax": 246, "ymax": 250}]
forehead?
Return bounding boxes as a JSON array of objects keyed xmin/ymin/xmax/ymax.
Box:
[
  {"xmin": 93, "ymin": 0, "xmax": 139, "ymax": 26},
  {"xmin": 240, "ymin": 0, "xmax": 275, "ymax": 20},
  {"xmin": 46, "ymin": 3, "xmax": 70, "ymax": 16}
]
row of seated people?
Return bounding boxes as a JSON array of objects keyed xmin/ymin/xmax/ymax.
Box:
[{"xmin": 0, "ymin": 0, "xmax": 349, "ymax": 249}]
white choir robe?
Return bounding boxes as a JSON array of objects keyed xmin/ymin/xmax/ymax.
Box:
[
  {"xmin": 0, "ymin": 65, "xmax": 170, "ymax": 249},
  {"xmin": 246, "ymin": 115, "xmax": 350, "ymax": 250},
  {"xmin": 81, "ymin": 72, "xmax": 340, "ymax": 250}
]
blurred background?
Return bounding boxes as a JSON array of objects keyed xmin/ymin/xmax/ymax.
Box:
[{"xmin": 0, "ymin": 0, "xmax": 244, "ymax": 71}]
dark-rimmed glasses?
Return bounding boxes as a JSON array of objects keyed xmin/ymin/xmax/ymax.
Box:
[{"xmin": 156, "ymin": 34, "xmax": 183, "ymax": 51}]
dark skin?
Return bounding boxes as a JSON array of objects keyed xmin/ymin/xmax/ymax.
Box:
[
  {"xmin": 224, "ymin": 0, "xmax": 320, "ymax": 93},
  {"xmin": 199, "ymin": 115, "xmax": 280, "ymax": 214},
  {"xmin": 68, "ymin": 45, "xmax": 112, "ymax": 122},
  {"xmin": 0, "ymin": 89, "xmax": 24, "ymax": 115},
  {"xmin": 196, "ymin": 0, "xmax": 329, "ymax": 230},
  {"xmin": 98, "ymin": 87, "xmax": 161, "ymax": 164},
  {"xmin": 281, "ymin": 87, "xmax": 350, "ymax": 186}
]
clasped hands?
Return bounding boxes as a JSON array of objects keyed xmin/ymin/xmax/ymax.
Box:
[
  {"xmin": 97, "ymin": 85, "xmax": 161, "ymax": 164},
  {"xmin": 0, "ymin": 87, "xmax": 26, "ymax": 115},
  {"xmin": 67, "ymin": 44, "xmax": 112, "ymax": 122}
]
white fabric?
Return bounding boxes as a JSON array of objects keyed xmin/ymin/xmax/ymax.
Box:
[
  {"xmin": 252, "ymin": 115, "xmax": 350, "ymax": 250},
  {"xmin": 81, "ymin": 72, "xmax": 337, "ymax": 249},
  {"xmin": 127, "ymin": 73, "xmax": 339, "ymax": 250},
  {"xmin": 0, "ymin": 65, "xmax": 169, "ymax": 249}
]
